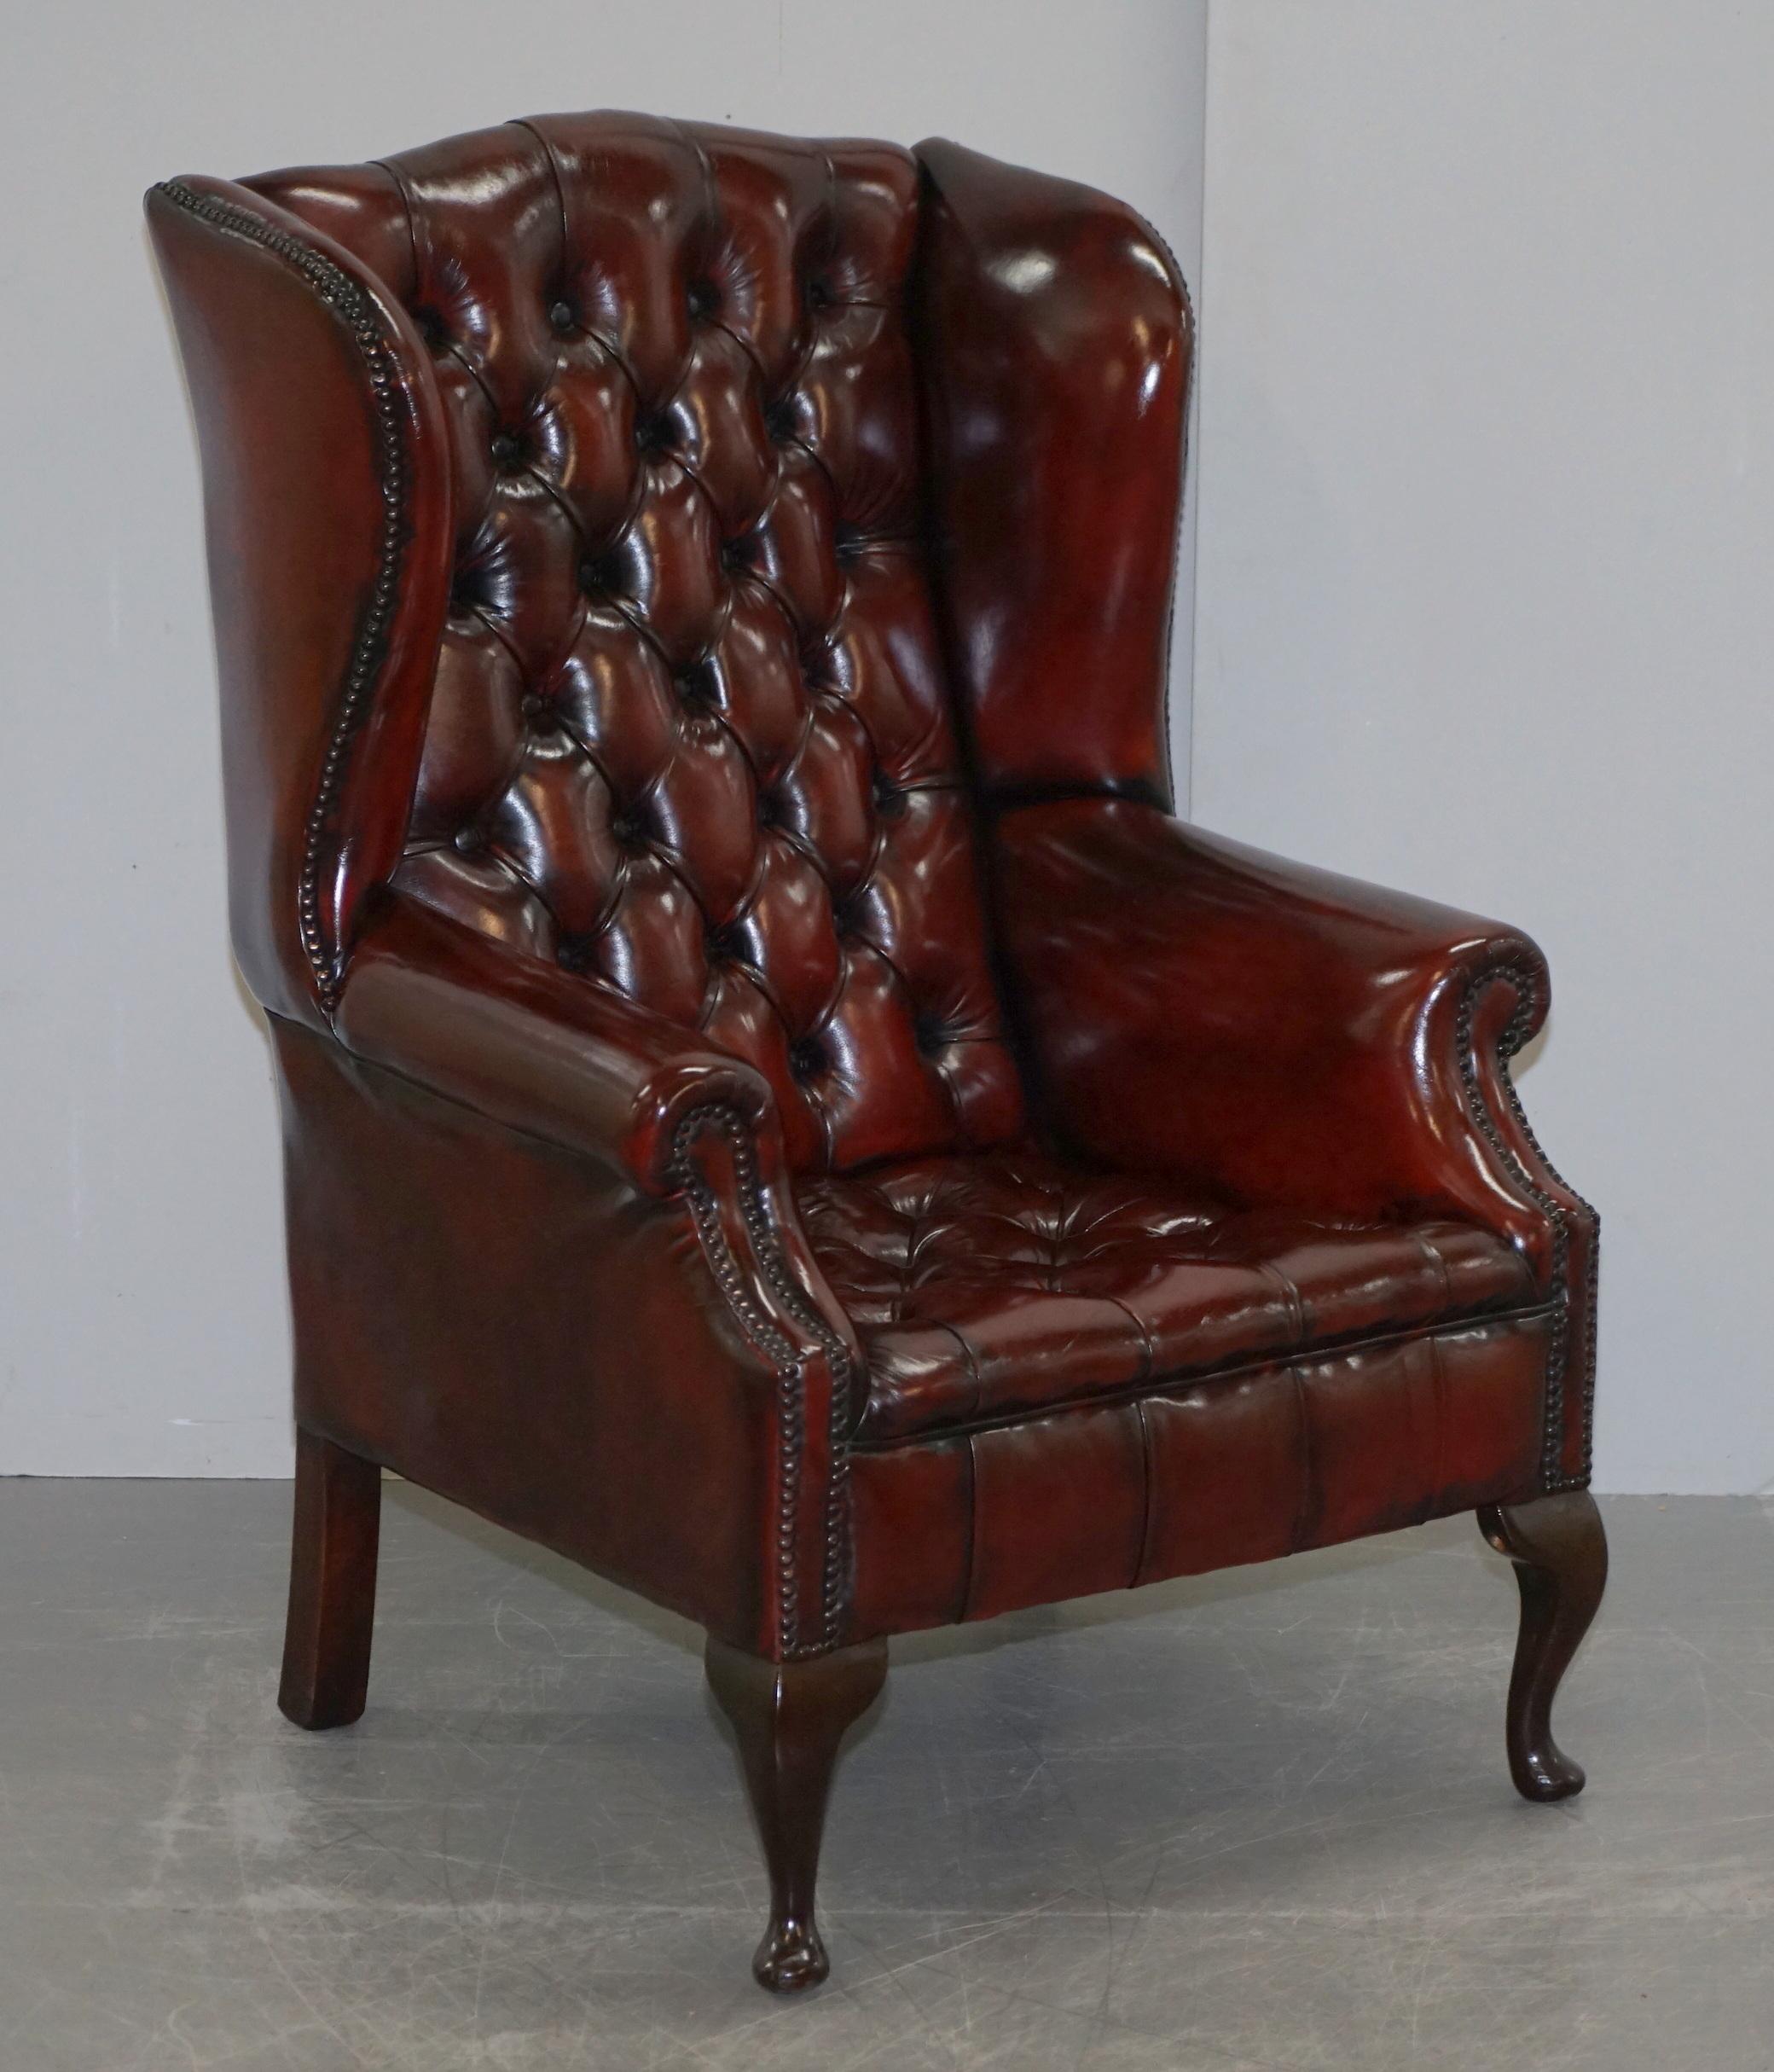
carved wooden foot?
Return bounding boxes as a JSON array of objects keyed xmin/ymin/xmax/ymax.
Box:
[
  {"xmin": 1478, "ymin": 1490, "xmax": 1607, "ymax": 1802},
  {"xmin": 705, "ymin": 1635, "xmax": 888, "ymax": 1994},
  {"xmin": 279, "ymin": 1428, "xmax": 381, "ymax": 1730}
]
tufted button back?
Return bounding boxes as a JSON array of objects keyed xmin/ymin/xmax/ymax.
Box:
[{"xmin": 247, "ymin": 113, "xmax": 1023, "ymax": 1172}]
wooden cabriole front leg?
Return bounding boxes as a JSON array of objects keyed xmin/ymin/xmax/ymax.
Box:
[
  {"xmin": 704, "ymin": 1635, "xmax": 888, "ymax": 1993},
  {"xmin": 1478, "ymin": 1490, "xmax": 1608, "ymax": 1802}
]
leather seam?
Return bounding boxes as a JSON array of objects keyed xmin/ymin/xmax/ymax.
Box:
[
  {"xmin": 1136, "ymin": 212, "xmax": 1196, "ymax": 814},
  {"xmin": 1132, "ymin": 1396, "xmax": 1158, "ymax": 1589},
  {"xmin": 1287, "ymin": 1361, "xmax": 1314, "ymax": 1552},
  {"xmin": 1425, "ymin": 1329, "xmax": 1448, "ymax": 1498},
  {"xmin": 156, "ymin": 180, "xmax": 411, "ymax": 1017},
  {"xmin": 1100, "ymin": 1294, "xmax": 1157, "ymax": 1385},
  {"xmin": 1408, "ymin": 1228, "xmax": 1457, "ymax": 1311},
  {"xmin": 846, "ymin": 1299, "xmax": 1557, "ymax": 1454},
  {"xmin": 1252, "ymin": 1258, "xmax": 1307, "ymax": 1345},
  {"xmin": 959, "ymin": 1431, "xmax": 983, "ymax": 1622},
  {"xmin": 933, "ymin": 1320, "xmax": 987, "ymax": 1426}
]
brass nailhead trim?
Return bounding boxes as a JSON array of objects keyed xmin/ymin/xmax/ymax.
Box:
[
  {"xmin": 1457, "ymin": 965, "xmax": 1599, "ymax": 1491},
  {"xmin": 669, "ymin": 1106, "xmax": 854, "ymax": 1655},
  {"xmin": 157, "ymin": 180, "xmax": 411, "ymax": 1015}
]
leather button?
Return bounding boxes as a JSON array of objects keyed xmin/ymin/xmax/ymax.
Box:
[
  {"xmin": 764, "ymin": 399, "xmax": 797, "ymax": 445},
  {"xmin": 914, "ymin": 1012, "xmax": 953, "ymax": 1054},
  {"xmin": 789, "ymin": 1036, "xmax": 827, "ymax": 1082},
  {"xmin": 757, "ymin": 789, "xmax": 785, "ymax": 830},
  {"xmin": 675, "ymin": 662, "xmax": 716, "ymax": 711},
  {"xmin": 704, "ymin": 921, "xmax": 745, "ymax": 966},
  {"xmin": 548, "ymin": 299, "xmax": 577, "ymax": 334},
  {"xmin": 521, "ymin": 694, "xmax": 556, "ymax": 729},
  {"xmin": 871, "ymin": 771, "xmax": 907, "ymax": 819},
  {"xmin": 414, "ymin": 307, "xmax": 448, "ymax": 351},
  {"xmin": 805, "ymin": 278, "xmax": 833, "ymax": 311},
  {"xmin": 687, "ymin": 278, "xmax": 719, "ymax": 322},
  {"xmin": 580, "ymin": 550, "xmax": 621, "ymax": 595},
  {"xmin": 635, "ymin": 411, "xmax": 673, "ymax": 456},
  {"xmin": 451, "ymin": 824, "xmax": 485, "ymax": 856},
  {"xmin": 490, "ymin": 431, "xmax": 524, "ymax": 471},
  {"xmin": 610, "ymin": 806, "xmax": 653, "ymax": 851}
]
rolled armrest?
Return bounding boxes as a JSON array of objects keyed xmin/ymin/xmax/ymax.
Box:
[
  {"xmin": 333, "ymin": 895, "xmax": 780, "ymax": 1195},
  {"xmin": 297, "ymin": 891, "xmax": 864, "ymax": 1654},
  {"xmin": 994, "ymin": 797, "xmax": 1567, "ymax": 1271}
]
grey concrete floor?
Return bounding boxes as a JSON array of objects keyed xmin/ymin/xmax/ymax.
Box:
[{"xmin": 0, "ymin": 1486, "xmax": 1769, "ymax": 2071}]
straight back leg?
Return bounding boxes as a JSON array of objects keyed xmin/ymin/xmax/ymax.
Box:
[{"xmin": 279, "ymin": 1427, "xmax": 381, "ymax": 1731}]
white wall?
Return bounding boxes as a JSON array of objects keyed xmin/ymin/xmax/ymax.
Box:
[
  {"xmin": 1193, "ymin": 3, "xmax": 1774, "ymax": 1493},
  {"xmin": 0, "ymin": 2, "xmax": 1206, "ymax": 1473}
]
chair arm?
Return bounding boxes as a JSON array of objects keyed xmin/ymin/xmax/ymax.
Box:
[
  {"xmin": 329, "ymin": 899, "xmax": 861, "ymax": 1640},
  {"xmin": 333, "ymin": 894, "xmax": 781, "ymax": 1198},
  {"xmin": 994, "ymin": 798, "xmax": 1588, "ymax": 1279},
  {"xmin": 324, "ymin": 892, "xmax": 863, "ymax": 1654}
]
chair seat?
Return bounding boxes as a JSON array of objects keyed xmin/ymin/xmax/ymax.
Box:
[{"xmin": 799, "ymin": 1148, "xmax": 1540, "ymax": 1442}]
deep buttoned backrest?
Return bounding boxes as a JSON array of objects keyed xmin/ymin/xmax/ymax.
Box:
[{"xmin": 249, "ymin": 113, "xmax": 1023, "ymax": 1172}]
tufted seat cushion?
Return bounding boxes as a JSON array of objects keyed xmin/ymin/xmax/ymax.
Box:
[{"xmin": 798, "ymin": 1148, "xmax": 1541, "ymax": 1442}]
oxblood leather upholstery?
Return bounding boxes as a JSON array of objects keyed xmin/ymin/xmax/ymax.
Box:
[
  {"xmin": 802, "ymin": 1148, "xmax": 1537, "ymax": 1443},
  {"xmin": 148, "ymin": 114, "xmax": 1597, "ymax": 1674},
  {"xmin": 247, "ymin": 115, "xmax": 1023, "ymax": 1177}
]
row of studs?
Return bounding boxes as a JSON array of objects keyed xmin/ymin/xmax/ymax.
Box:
[
  {"xmin": 159, "ymin": 181, "xmax": 409, "ymax": 1016},
  {"xmin": 1455, "ymin": 963, "xmax": 1597, "ymax": 1491},
  {"xmin": 1485, "ymin": 989, "xmax": 1602, "ymax": 1489},
  {"xmin": 669, "ymin": 1103, "xmax": 855, "ymax": 1653}
]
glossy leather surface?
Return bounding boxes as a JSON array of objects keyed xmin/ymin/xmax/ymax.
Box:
[
  {"xmin": 271, "ymin": 1017, "xmax": 851, "ymax": 1657},
  {"xmin": 251, "ymin": 116, "xmax": 1022, "ymax": 1175},
  {"xmin": 916, "ymin": 141, "xmax": 1191, "ymax": 807},
  {"xmin": 151, "ymin": 110, "xmax": 1595, "ymax": 1669},
  {"xmin": 143, "ymin": 178, "xmax": 455, "ymax": 1026},
  {"xmin": 991, "ymin": 798, "xmax": 1597, "ymax": 1483},
  {"xmin": 846, "ymin": 1312, "xmax": 1552, "ymax": 1635},
  {"xmin": 335, "ymin": 891, "xmax": 780, "ymax": 1193},
  {"xmin": 801, "ymin": 1147, "xmax": 1539, "ymax": 1442}
]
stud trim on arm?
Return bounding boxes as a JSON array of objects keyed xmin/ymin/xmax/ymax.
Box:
[
  {"xmin": 1457, "ymin": 965, "xmax": 1599, "ymax": 1490},
  {"xmin": 669, "ymin": 1105, "xmax": 855, "ymax": 1655}
]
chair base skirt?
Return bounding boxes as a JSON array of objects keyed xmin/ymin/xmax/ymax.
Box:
[{"xmin": 844, "ymin": 1310, "xmax": 1557, "ymax": 1639}]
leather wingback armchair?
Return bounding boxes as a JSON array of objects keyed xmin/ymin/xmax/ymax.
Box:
[{"xmin": 149, "ymin": 112, "xmax": 1604, "ymax": 1995}]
